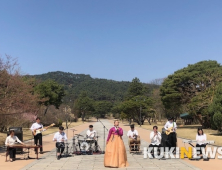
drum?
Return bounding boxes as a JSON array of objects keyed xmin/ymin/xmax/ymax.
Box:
[
  {"xmin": 86, "ymin": 138, "xmax": 95, "ymax": 144},
  {"xmin": 128, "ymin": 136, "xmax": 141, "ymax": 145},
  {"xmin": 80, "ymin": 141, "xmax": 89, "ymax": 151}
]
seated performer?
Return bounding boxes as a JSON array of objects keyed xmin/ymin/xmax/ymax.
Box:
[
  {"xmin": 86, "ymin": 125, "xmax": 98, "ymax": 151},
  {"xmin": 104, "ymin": 120, "xmax": 128, "ymax": 168},
  {"xmin": 30, "ymin": 117, "xmax": 48, "ymax": 154},
  {"xmin": 164, "ymin": 117, "xmax": 177, "ymax": 150},
  {"xmin": 196, "ymin": 128, "xmax": 207, "ymax": 155},
  {"xmin": 53, "ymin": 126, "xmax": 67, "ymax": 160},
  {"xmin": 127, "ymin": 124, "xmax": 140, "ymax": 150},
  {"xmin": 5, "ymin": 130, "xmax": 25, "ymax": 162},
  {"xmin": 149, "ymin": 126, "xmax": 162, "ymax": 155}
]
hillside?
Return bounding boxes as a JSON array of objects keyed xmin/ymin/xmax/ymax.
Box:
[{"xmin": 31, "ymin": 71, "xmax": 159, "ymax": 102}]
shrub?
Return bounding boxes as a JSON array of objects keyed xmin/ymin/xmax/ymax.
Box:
[{"xmin": 213, "ymin": 112, "xmax": 222, "ymax": 131}]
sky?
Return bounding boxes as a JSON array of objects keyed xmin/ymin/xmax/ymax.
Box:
[{"xmin": 0, "ymin": 0, "xmax": 222, "ymax": 83}]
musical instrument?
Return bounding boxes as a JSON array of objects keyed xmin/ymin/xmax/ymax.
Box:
[
  {"xmin": 165, "ymin": 127, "xmax": 174, "ymax": 135},
  {"xmin": 129, "ymin": 135, "xmax": 141, "ymax": 153},
  {"xmin": 76, "ymin": 136, "xmax": 98, "ymax": 154},
  {"xmin": 183, "ymin": 140, "xmax": 215, "ymax": 144},
  {"xmin": 75, "ymin": 134, "xmax": 83, "ymax": 137},
  {"xmin": 32, "ymin": 123, "xmax": 55, "ymax": 136},
  {"xmin": 5, "ymin": 144, "xmax": 42, "ymax": 161},
  {"xmin": 80, "ymin": 141, "xmax": 89, "ymax": 151}
]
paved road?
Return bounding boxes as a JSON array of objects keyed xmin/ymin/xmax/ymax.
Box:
[{"xmin": 20, "ymin": 120, "xmax": 201, "ymax": 170}]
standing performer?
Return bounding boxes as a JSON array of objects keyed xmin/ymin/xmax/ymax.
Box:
[
  {"xmin": 53, "ymin": 126, "xmax": 67, "ymax": 160},
  {"xmin": 164, "ymin": 117, "xmax": 177, "ymax": 150},
  {"xmin": 86, "ymin": 125, "xmax": 98, "ymax": 151},
  {"xmin": 104, "ymin": 120, "xmax": 128, "ymax": 168},
  {"xmin": 5, "ymin": 130, "xmax": 24, "ymax": 162},
  {"xmin": 30, "ymin": 117, "xmax": 48, "ymax": 154}
]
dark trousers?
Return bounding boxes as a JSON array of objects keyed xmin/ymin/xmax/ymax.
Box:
[
  {"xmin": 196, "ymin": 144, "xmax": 206, "ymax": 154},
  {"xmin": 56, "ymin": 142, "xmax": 65, "ymax": 154},
  {"xmin": 34, "ymin": 133, "xmax": 43, "ymax": 152},
  {"xmin": 149, "ymin": 144, "xmax": 162, "ymax": 154},
  {"xmin": 168, "ymin": 132, "xmax": 176, "ymax": 149},
  {"xmin": 95, "ymin": 141, "xmax": 98, "ymax": 150},
  {"xmin": 8, "ymin": 148, "xmax": 16, "ymax": 159}
]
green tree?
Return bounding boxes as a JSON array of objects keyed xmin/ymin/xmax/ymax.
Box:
[
  {"xmin": 126, "ymin": 77, "xmax": 144, "ymax": 99},
  {"xmin": 160, "ymin": 60, "xmax": 222, "ymax": 124},
  {"xmin": 117, "ymin": 78, "xmax": 154, "ymax": 125},
  {"xmin": 208, "ymin": 82, "xmax": 222, "ymax": 130},
  {"xmin": 34, "ymin": 80, "xmax": 65, "ymax": 115},
  {"xmin": 94, "ymin": 101, "xmax": 113, "ymax": 119},
  {"xmin": 120, "ymin": 96, "xmax": 153, "ymax": 125},
  {"xmin": 76, "ymin": 92, "xmax": 94, "ymax": 121}
]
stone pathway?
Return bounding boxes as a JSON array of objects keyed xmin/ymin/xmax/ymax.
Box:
[{"xmin": 20, "ymin": 120, "xmax": 201, "ymax": 170}]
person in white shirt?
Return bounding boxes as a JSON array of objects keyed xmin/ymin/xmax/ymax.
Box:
[
  {"xmin": 30, "ymin": 117, "xmax": 48, "ymax": 154},
  {"xmin": 148, "ymin": 126, "xmax": 162, "ymax": 155},
  {"xmin": 5, "ymin": 130, "xmax": 24, "ymax": 162},
  {"xmin": 127, "ymin": 124, "xmax": 140, "ymax": 149},
  {"xmin": 164, "ymin": 117, "xmax": 177, "ymax": 150},
  {"xmin": 149, "ymin": 126, "xmax": 162, "ymax": 146},
  {"xmin": 86, "ymin": 125, "xmax": 98, "ymax": 151},
  {"xmin": 196, "ymin": 128, "xmax": 207, "ymax": 155},
  {"xmin": 53, "ymin": 126, "xmax": 67, "ymax": 160}
]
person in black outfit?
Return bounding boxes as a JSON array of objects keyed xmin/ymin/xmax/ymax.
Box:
[
  {"xmin": 164, "ymin": 117, "xmax": 177, "ymax": 151},
  {"xmin": 30, "ymin": 117, "xmax": 48, "ymax": 154}
]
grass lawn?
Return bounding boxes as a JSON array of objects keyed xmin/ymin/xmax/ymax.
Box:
[
  {"xmin": 0, "ymin": 119, "xmax": 85, "ymax": 147},
  {"xmin": 122, "ymin": 120, "xmax": 222, "ymax": 146}
]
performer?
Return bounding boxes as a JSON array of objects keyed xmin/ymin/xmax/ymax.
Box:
[
  {"xmin": 53, "ymin": 126, "xmax": 67, "ymax": 160},
  {"xmin": 86, "ymin": 125, "xmax": 98, "ymax": 151},
  {"xmin": 30, "ymin": 117, "xmax": 48, "ymax": 154},
  {"xmin": 127, "ymin": 124, "xmax": 140, "ymax": 150},
  {"xmin": 164, "ymin": 117, "xmax": 177, "ymax": 150},
  {"xmin": 104, "ymin": 120, "xmax": 128, "ymax": 168},
  {"xmin": 149, "ymin": 126, "xmax": 162, "ymax": 155},
  {"xmin": 196, "ymin": 128, "xmax": 207, "ymax": 155},
  {"xmin": 5, "ymin": 130, "xmax": 24, "ymax": 162}
]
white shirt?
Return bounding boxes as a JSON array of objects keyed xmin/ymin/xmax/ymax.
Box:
[
  {"xmin": 5, "ymin": 135, "xmax": 22, "ymax": 145},
  {"xmin": 150, "ymin": 131, "xmax": 162, "ymax": 145},
  {"xmin": 30, "ymin": 122, "xmax": 46, "ymax": 132},
  {"xmin": 86, "ymin": 130, "xmax": 97, "ymax": 138},
  {"xmin": 164, "ymin": 121, "xmax": 177, "ymax": 132},
  {"xmin": 196, "ymin": 134, "xmax": 207, "ymax": 145},
  {"xmin": 53, "ymin": 132, "xmax": 67, "ymax": 142},
  {"xmin": 127, "ymin": 130, "xmax": 138, "ymax": 139}
]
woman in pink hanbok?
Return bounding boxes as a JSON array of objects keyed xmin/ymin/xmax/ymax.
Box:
[{"xmin": 104, "ymin": 120, "xmax": 128, "ymax": 168}]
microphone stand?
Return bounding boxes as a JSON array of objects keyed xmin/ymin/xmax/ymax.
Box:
[
  {"xmin": 98, "ymin": 119, "xmax": 108, "ymax": 154},
  {"xmin": 64, "ymin": 120, "xmax": 72, "ymax": 157}
]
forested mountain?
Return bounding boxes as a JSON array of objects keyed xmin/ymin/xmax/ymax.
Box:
[{"xmin": 31, "ymin": 71, "xmax": 159, "ymax": 102}]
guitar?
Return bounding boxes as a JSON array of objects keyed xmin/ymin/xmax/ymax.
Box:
[
  {"xmin": 165, "ymin": 127, "xmax": 174, "ymax": 135},
  {"xmin": 32, "ymin": 123, "xmax": 55, "ymax": 136}
]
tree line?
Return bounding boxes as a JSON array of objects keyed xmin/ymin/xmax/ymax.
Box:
[
  {"xmin": 160, "ymin": 60, "xmax": 222, "ymax": 131},
  {"xmin": 2, "ymin": 55, "xmax": 221, "ymax": 132}
]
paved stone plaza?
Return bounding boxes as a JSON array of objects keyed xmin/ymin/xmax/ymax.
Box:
[{"xmin": 20, "ymin": 120, "xmax": 201, "ymax": 170}]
